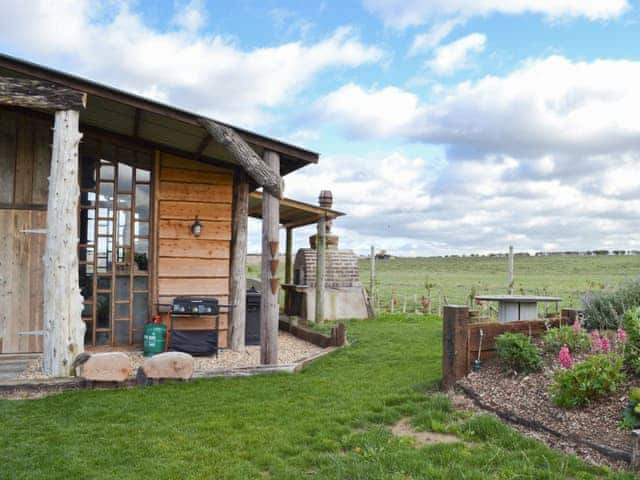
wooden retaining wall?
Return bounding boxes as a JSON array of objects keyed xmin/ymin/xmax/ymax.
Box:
[{"xmin": 442, "ymin": 306, "xmax": 578, "ymax": 388}]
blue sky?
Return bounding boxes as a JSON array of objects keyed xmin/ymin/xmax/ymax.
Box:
[{"xmin": 1, "ymin": 0, "xmax": 640, "ymax": 256}]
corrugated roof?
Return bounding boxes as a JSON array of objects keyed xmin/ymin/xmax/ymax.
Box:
[
  {"xmin": 248, "ymin": 192, "xmax": 345, "ymax": 228},
  {"xmin": 0, "ymin": 53, "xmax": 319, "ymax": 175}
]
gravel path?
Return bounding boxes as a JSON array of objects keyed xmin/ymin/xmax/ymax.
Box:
[{"xmin": 12, "ymin": 332, "xmax": 322, "ymax": 382}]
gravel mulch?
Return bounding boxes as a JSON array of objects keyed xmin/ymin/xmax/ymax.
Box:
[
  {"xmin": 11, "ymin": 332, "xmax": 322, "ymax": 382},
  {"xmin": 458, "ymin": 353, "xmax": 637, "ymax": 469}
]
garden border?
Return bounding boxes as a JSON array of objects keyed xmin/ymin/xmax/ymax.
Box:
[
  {"xmin": 0, "ymin": 346, "xmax": 341, "ymax": 399},
  {"xmin": 457, "ymin": 382, "xmax": 634, "ymax": 465}
]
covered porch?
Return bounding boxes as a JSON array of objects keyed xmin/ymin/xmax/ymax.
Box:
[{"xmin": 0, "ymin": 53, "xmax": 320, "ymax": 377}]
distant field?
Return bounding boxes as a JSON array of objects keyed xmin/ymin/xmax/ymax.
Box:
[{"xmin": 358, "ymin": 255, "xmax": 640, "ymax": 314}]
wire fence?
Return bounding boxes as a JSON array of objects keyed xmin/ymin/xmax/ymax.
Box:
[{"xmin": 366, "ymin": 281, "xmax": 568, "ymax": 321}]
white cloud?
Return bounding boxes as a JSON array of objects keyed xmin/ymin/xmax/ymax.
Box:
[
  {"xmin": 364, "ymin": 0, "xmax": 629, "ymax": 29},
  {"xmin": 409, "ymin": 17, "xmax": 465, "ymax": 55},
  {"xmin": 308, "ymin": 55, "xmax": 640, "ymax": 254},
  {"xmin": 0, "ymin": 0, "xmax": 382, "ymax": 127},
  {"xmin": 173, "ymin": 0, "xmax": 206, "ymax": 33},
  {"xmin": 315, "ymin": 84, "xmax": 419, "ymax": 138},
  {"xmin": 427, "ymin": 32, "xmax": 485, "ymax": 74}
]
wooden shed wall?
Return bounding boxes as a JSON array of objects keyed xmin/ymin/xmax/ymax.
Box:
[
  {"xmin": 0, "ymin": 108, "xmax": 51, "ymax": 353},
  {"xmin": 155, "ymin": 153, "xmax": 233, "ymax": 347}
]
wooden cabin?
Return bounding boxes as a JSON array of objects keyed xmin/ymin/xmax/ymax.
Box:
[{"xmin": 0, "ymin": 54, "xmax": 322, "ymax": 375}]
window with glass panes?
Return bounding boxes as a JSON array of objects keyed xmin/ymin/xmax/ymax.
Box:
[{"xmin": 79, "ymin": 138, "xmax": 152, "ymax": 347}]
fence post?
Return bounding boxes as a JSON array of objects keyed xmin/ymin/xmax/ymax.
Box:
[
  {"xmin": 561, "ymin": 308, "xmax": 579, "ymax": 326},
  {"xmin": 508, "ymin": 245, "xmax": 514, "ymax": 294},
  {"xmin": 369, "ymin": 245, "xmax": 375, "ymax": 307},
  {"xmin": 442, "ymin": 305, "xmax": 470, "ymax": 390}
]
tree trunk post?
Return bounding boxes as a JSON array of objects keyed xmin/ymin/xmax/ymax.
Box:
[
  {"xmin": 285, "ymin": 227, "xmax": 293, "ymax": 284},
  {"xmin": 260, "ymin": 151, "xmax": 280, "ymax": 365},
  {"xmin": 229, "ymin": 172, "xmax": 249, "ymax": 352},
  {"xmin": 508, "ymin": 245, "xmax": 514, "ymax": 295},
  {"xmin": 442, "ymin": 305, "xmax": 470, "ymax": 390},
  {"xmin": 42, "ymin": 110, "xmax": 85, "ymax": 377},
  {"xmin": 314, "ymin": 215, "xmax": 326, "ymax": 324},
  {"xmin": 370, "ymin": 245, "xmax": 375, "ymax": 310}
]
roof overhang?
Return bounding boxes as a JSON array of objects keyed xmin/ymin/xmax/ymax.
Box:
[
  {"xmin": 0, "ymin": 53, "xmax": 319, "ymax": 176},
  {"xmin": 248, "ymin": 192, "xmax": 345, "ymax": 229}
]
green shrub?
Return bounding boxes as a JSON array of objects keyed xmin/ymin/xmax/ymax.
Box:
[
  {"xmin": 622, "ymin": 387, "xmax": 640, "ymax": 429},
  {"xmin": 549, "ymin": 353, "xmax": 625, "ymax": 409},
  {"xmin": 543, "ymin": 326, "xmax": 591, "ymax": 354},
  {"xmin": 495, "ymin": 333, "xmax": 542, "ymax": 374},
  {"xmin": 582, "ymin": 279, "xmax": 640, "ymax": 329},
  {"xmin": 623, "ymin": 307, "xmax": 640, "ymax": 375}
]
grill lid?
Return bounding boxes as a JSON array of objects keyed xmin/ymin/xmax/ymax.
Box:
[{"xmin": 172, "ymin": 297, "xmax": 219, "ymax": 315}]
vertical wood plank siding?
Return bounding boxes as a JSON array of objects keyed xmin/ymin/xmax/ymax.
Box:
[
  {"xmin": 0, "ymin": 209, "xmax": 46, "ymax": 353},
  {"xmin": 0, "ymin": 107, "xmax": 51, "ymax": 353},
  {"xmin": 156, "ymin": 153, "xmax": 233, "ymax": 347}
]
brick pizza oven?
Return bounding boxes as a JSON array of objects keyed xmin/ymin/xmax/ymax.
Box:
[{"xmin": 284, "ymin": 192, "xmax": 371, "ymax": 322}]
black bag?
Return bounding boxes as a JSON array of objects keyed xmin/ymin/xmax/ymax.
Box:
[{"xmin": 169, "ymin": 330, "xmax": 218, "ymax": 356}]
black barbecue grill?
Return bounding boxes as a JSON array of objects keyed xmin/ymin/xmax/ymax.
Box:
[{"xmin": 157, "ymin": 297, "xmax": 231, "ymax": 357}]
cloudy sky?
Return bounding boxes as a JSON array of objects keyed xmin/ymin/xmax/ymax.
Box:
[{"xmin": 2, "ymin": 0, "xmax": 640, "ymax": 256}]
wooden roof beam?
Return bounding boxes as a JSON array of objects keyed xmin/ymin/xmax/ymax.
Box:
[
  {"xmin": 199, "ymin": 118, "xmax": 283, "ymax": 198},
  {"xmin": 0, "ymin": 76, "xmax": 86, "ymax": 110}
]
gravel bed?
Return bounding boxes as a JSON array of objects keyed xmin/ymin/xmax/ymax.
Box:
[
  {"xmin": 11, "ymin": 332, "xmax": 322, "ymax": 382},
  {"xmin": 458, "ymin": 353, "xmax": 637, "ymax": 464}
]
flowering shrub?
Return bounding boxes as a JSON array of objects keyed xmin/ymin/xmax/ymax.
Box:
[
  {"xmin": 617, "ymin": 328, "xmax": 628, "ymax": 346},
  {"xmin": 582, "ymin": 279, "xmax": 640, "ymax": 329},
  {"xmin": 601, "ymin": 337, "xmax": 611, "ymax": 353},
  {"xmin": 558, "ymin": 345, "xmax": 573, "ymax": 369},
  {"xmin": 549, "ymin": 353, "xmax": 625, "ymax": 408},
  {"xmin": 543, "ymin": 326, "xmax": 591, "ymax": 354},
  {"xmin": 623, "ymin": 307, "xmax": 640, "ymax": 375},
  {"xmin": 495, "ymin": 332, "xmax": 542, "ymax": 374}
]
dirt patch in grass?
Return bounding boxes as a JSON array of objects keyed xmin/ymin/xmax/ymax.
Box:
[{"xmin": 390, "ymin": 418, "xmax": 466, "ymax": 447}]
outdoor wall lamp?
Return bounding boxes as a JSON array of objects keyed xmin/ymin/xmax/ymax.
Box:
[{"xmin": 191, "ymin": 216, "xmax": 202, "ymax": 237}]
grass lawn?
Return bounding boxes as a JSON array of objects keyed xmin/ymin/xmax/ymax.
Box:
[{"xmin": 0, "ymin": 315, "xmax": 634, "ymax": 479}]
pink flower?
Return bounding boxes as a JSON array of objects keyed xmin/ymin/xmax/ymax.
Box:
[
  {"xmin": 617, "ymin": 328, "xmax": 628, "ymax": 345},
  {"xmin": 601, "ymin": 337, "xmax": 611, "ymax": 354},
  {"xmin": 572, "ymin": 319, "xmax": 581, "ymax": 334},
  {"xmin": 559, "ymin": 345, "xmax": 573, "ymax": 369},
  {"xmin": 591, "ymin": 330, "xmax": 602, "ymax": 352}
]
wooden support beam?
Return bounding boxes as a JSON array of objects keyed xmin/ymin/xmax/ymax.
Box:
[
  {"xmin": 314, "ymin": 215, "xmax": 326, "ymax": 324},
  {"xmin": 260, "ymin": 151, "xmax": 280, "ymax": 365},
  {"xmin": 198, "ymin": 118, "xmax": 283, "ymax": 198},
  {"xmin": 229, "ymin": 172, "xmax": 249, "ymax": 352},
  {"xmin": 0, "ymin": 77, "xmax": 86, "ymax": 111},
  {"xmin": 285, "ymin": 227, "xmax": 293, "ymax": 284},
  {"xmin": 194, "ymin": 134, "xmax": 211, "ymax": 160},
  {"xmin": 43, "ymin": 110, "xmax": 86, "ymax": 377}
]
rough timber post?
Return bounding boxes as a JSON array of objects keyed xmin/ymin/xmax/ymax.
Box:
[
  {"xmin": 261, "ymin": 151, "xmax": 280, "ymax": 364},
  {"xmin": 442, "ymin": 305, "xmax": 469, "ymax": 389},
  {"xmin": 314, "ymin": 215, "xmax": 326, "ymax": 323},
  {"xmin": 285, "ymin": 227, "xmax": 293, "ymax": 284},
  {"xmin": 43, "ymin": 110, "xmax": 86, "ymax": 376},
  {"xmin": 229, "ymin": 171, "xmax": 249, "ymax": 351},
  {"xmin": 508, "ymin": 245, "xmax": 514, "ymax": 295}
]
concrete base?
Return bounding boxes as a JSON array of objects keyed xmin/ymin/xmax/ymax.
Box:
[{"xmin": 286, "ymin": 285, "xmax": 370, "ymax": 322}]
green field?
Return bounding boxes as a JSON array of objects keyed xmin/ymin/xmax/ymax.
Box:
[{"xmin": 359, "ymin": 255, "xmax": 640, "ymax": 314}]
